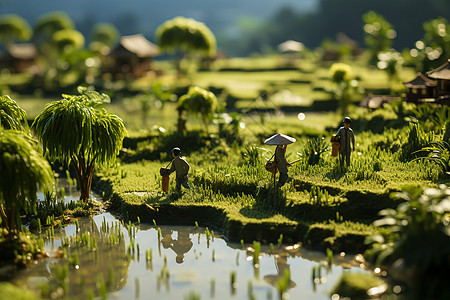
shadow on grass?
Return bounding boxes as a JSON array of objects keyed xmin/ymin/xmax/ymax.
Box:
[
  {"xmin": 239, "ymin": 186, "xmax": 291, "ymax": 220},
  {"xmin": 324, "ymin": 162, "xmax": 346, "ymax": 181}
]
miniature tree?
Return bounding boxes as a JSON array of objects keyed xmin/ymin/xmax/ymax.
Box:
[
  {"xmin": 33, "ymin": 87, "xmax": 127, "ymax": 201},
  {"xmin": 0, "ymin": 129, "xmax": 54, "ymax": 231},
  {"xmin": 89, "ymin": 22, "xmax": 120, "ymax": 52},
  {"xmin": 329, "ymin": 62, "xmax": 354, "ymax": 116},
  {"xmin": 0, "ymin": 95, "xmax": 29, "ymax": 132},
  {"xmin": 362, "ymin": 11, "xmax": 396, "ymax": 66},
  {"xmin": 156, "ymin": 16, "xmax": 216, "ymax": 72},
  {"xmin": 52, "ymin": 28, "xmax": 85, "ymax": 54},
  {"xmin": 33, "ymin": 11, "xmax": 75, "ymax": 47},
  {"xmin": 411, "ymin": 17, "xmax": 450, "ymax": 71},
  {"xmin": 0, "ymin": 14, "xmax": 32, "ymax": 49},
  {"xmin": 178, "ymin": 86, "xmax": 217, "ymax": 130}
]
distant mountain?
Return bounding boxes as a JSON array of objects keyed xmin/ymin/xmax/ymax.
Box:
[{"xmin": 0, "ymin": 0, "xmax": 318, "ymax": 41}]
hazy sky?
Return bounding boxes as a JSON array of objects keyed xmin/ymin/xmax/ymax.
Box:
[{"xmin": 0, "ymin": 0, "xmax": 318, "ymax": 37}]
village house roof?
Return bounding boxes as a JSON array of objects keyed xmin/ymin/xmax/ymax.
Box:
[
  {"xmin": 427, "ymin": 59, "xmax": 450, "ymax": 80},
  {"xmin": 403, "ymin": 72, "xmax": 437, "ymax": 88},
  {"xmin": 7, "ymin": 43, "xmax": 37, "ymax": 59},
  {"xmin": 109, "ymin": 34, "xmax": 159, "ymax": 58},
  {"xmin": 277, "ymin": 40, "xmax": 304, "ymax": 53}
]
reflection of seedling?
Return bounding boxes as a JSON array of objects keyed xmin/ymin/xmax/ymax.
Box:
[
  {"xmin": 326, "ymin": 248, "xmax": 333, "ymax": 270},
  {"xmin": 277, "ymin": 269, "xmax": 291, "ymax": 299},
  {"xmin": 107, "ymin": 267, "xmax": 114, "ymax": 287},
  {"xmin": 248, "ymin": 280, "xmax": 254, "ymax": 300},
  {"xmin": 230, "ymin": 270, "xmax": 237, "ymax": 294},
  {"xmin": 210, "ymin": 278, "xmax": 215, "ymax": 298},
  {"xmin": 278, "ymin": 234, "xmax": 283, "ymax": 247},
  {"xmin": 252, "ymin": 241, "xmax": 261, "ymax": 266}
]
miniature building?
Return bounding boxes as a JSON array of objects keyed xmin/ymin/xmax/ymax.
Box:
[
  {"xmin": 105, "ymin": 34, "xmax": 159, "ymax": 79},
  {"xmin": 402, "ymin": 72, "xmax": 437, "ymax": 103},
  {"xmin": 0, "ymin": 43, "xmax": 37, "ymax": 73},
  {"xmin": 427, "ymin": 59, "xmax": 450, "ymax": 104}
]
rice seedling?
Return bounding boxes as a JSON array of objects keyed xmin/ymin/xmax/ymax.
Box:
[
  {"xmin": 135, "ymin": 277, "xmax": 140, "ymax": 299},
  {"xmin": 210, "ymin": 278, "xmax": 216, "ymax": 298},
  {"xmin": 327, "ymin": 248, "xmax": 333, "ymax": 269},
  {"xmin": 278, "ymin": 234, "xmax": 283, "ymax": 247},
  {"xmin": 248, "ymin": 280, "xmax": 254, "ymax": 299},
  {"xmin": 230, "ymin": 270, "xmax": 237, "ymax": 295},
  {"xmin": 97, "ymin": 274, "xmax": 107, "ymax": 300},
  {"xmin": 184, "ymin": 290, "xmax": 201, "ymax": 300},
  {"xmin": 277, "ymin": 269, "xmax": 291, "ymax": 300},
  {"xmin": 107, "ymin": 267, "xmax": 114, "ymax": 288},
  {"xmin": 252, "ymin": 241, "xmax": 261, "ymax": 266}
]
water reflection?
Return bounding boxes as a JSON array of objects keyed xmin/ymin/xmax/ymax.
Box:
[
  {"xmin": 165, "ymin": 231, "xmax": 193, "ymax": 264},
  {"xmin": 263, "ymin": 255, "xmax": 297, "ymax": 289},
  {"xmin": 6, "ymin": 213, "xmax": 372, "ymax": 300}
]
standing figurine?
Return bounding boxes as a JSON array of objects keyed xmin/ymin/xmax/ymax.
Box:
[
  {"xmin": 335, "ymin": 117, "xmax": 355, "ymax": 168},
  {"xmin": 275, "ymin": 144, "xmax": 291, "ymax": 187},
  {"xmin": 170, "ymin": 147, "xmax": 190, "ymax": 191}
]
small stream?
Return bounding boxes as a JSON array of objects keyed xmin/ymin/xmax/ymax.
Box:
[{"xmin": 4, "ymin": 181, "xmax": 376, "ymax": 299}]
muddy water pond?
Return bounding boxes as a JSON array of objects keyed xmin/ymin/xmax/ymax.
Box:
[{"xmin": 6, "ymin": 210, "xmax": 375, "ymax": 300}]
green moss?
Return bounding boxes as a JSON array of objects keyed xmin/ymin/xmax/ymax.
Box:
[
  {"xmin": 330, "ymin": 272, "xmax": 385, "ymax": 299},
  {"xmin": 0, "ymin": 282, "xmax": 42, "ymax": 300},
  {"xmin": 0, "ymin": 229, "xmax": 44, "ymax": 267}
]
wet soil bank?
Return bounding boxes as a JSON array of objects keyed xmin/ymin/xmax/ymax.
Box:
[{"xmin": 94, "ymin": 176, "xmax": 396, "ymax": 254}]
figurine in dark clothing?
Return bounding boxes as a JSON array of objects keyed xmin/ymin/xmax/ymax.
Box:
[
  {"xmin": 335, "ymin": 117, "xmax": 355, "ymax": 168},
  {"xmin": 169, "ymin": 147, "xmax": 190, "ymax": 191},
  {"xmin": 275, "ymin": 145, "xmax": 291, "ymax": 187}
]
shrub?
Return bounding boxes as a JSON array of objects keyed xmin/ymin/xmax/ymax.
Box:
[
  {"xmin": 400, "ymin": 122, "xmax": 433, "ymax": 161},
  {"xmin": 364, "ymin": 185, "xmax": 450, "ymax": 299},
  {"xmin": 302, "ymin": 137, "xmax": 329, "ymax": 165}
]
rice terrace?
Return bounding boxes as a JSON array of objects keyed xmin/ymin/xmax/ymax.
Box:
[{"xmin": 0, "ymin": 0, "xmax": 449, "ymax": 299}]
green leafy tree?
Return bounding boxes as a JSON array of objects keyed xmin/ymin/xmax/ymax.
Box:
[
  {"xmin": 32, "ymin": 87, "xmax": 127, "ymax": 201},
  {"xmin": 52, "ymin": 28, "xmax": 85, "ymax": 54},
  {"xmin": 156, "ymin": 16, "xmax": 216, "ymax": 72},
  {"xmin": 0, "ymin": 129, "xmax": 54, "ymax": 231},
  {"xmin": 89, "ymin": 22, "xmax": 120, "ymax": 53},
  {"xmin": 0, "ymin": 95, "xmax": 29, "ymax": 132},
  {"xmin": 0, "ymin": 14, "xmax": 32, "ymax": 49},
  {"xmin": 329, "ymin": 62, "xmax": 356, "ymax": 116},
  {"xmin": 362, "ymin": 11, "xmax": 396, "ymax": 66},
  {"xmin": 376, "ymin": 49, "xmax": 404, "ymax": 92},
  {"xmin": 409, "ymin": 17, "xmax": 450, "ymax": 71},
  {"xmin": 178, "ymin": 86, "xmax": 217, "ymax": 130},
  {"xmin": 33, "ymin": 11, "xmax": 75, "ymax": 47}
]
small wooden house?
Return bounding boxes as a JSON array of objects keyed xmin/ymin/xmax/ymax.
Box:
[
  {"xmin": 427, "ymin": 59, "xmax": 450, "ymax": 104},
  {"xmin": 403, "ymin": 72, "xmax": 437, "ymax": 103},
  {"xmin": 0, "ymin": 43, "xmax": 37, "ymax": 73},
  {"xmin": 105, "ymin": 34, "xmax": 159, "ymax": 79},
  {"xmin": 402, "ymin": 59, "xmax": 450, "ymax": 105}
]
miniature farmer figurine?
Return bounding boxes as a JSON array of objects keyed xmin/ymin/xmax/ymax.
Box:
[
  {"xmin": 275, "ymin": 144, "xmax": 291, "ymax": 187},
  {"xmin": 335, "ymin": 117, "xmax": 355, "ymax": 168},
  {"xmin": 170, "ymin": 147, "xmax": 190, "ymax": 191}
]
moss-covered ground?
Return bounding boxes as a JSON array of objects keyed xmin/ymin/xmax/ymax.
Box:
[{"xmin": 94, "ymin": 112, "xmax": 443, "ymax": 253}]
